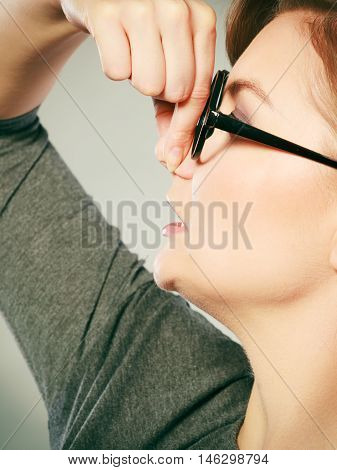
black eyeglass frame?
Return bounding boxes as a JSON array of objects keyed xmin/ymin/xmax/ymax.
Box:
[{"xmin": 191, "ymin": 69, "xmax": 337, "ymax": 169}]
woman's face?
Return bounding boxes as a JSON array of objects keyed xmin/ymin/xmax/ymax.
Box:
[{"xmin": 153, "ymin": 10, "xmax": 337, "ymax": 315}]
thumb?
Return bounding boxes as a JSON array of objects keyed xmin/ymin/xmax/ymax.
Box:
[{"xmin": 163, "ymin": 91, "xmax": 209, "ymax": 172}]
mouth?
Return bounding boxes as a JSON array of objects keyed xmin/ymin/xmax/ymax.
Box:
[
  {"xmin": 163, "ymin": 195, "xmax": 188, "ymax": 237},
  {"xmin": 162, "ymin": 221, "xmax": 186, "ymax": 237}
]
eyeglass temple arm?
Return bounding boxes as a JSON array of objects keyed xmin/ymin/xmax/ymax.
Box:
[{"xmin": 211, "ymin": 111, "xmax": 337, "ymax": 170}]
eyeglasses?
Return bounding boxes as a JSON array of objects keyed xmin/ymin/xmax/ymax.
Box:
[{"xmin": 191, "ymin": 69, "xmax": 337, "ymax": 169}]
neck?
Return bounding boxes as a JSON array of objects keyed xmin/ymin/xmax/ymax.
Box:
[{"xmin": 216, "ymin": 284, "xmax": 337, "ymax": 450}]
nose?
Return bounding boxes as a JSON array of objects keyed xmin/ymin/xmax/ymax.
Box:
[
  {"xmin": 173, "ymin": 151, "xmax": 199, "ymax": 179},
  {"xmin": 174, "ymin": 130, "xmax": 229, "ymax": 178}
]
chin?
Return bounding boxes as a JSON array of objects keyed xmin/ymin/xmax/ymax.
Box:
[
  {"xmin": 153, "ymin": 246, "xmax": 179, "ymax": 292},
  {"xmin": 153, "ymin": 238, "xmax": 194, "ymax": 292},
  {"xmin": 152, "ymin": 243, "xmax": 205, "ymax": 307}
]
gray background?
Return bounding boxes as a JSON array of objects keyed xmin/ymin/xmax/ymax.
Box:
[{"xmin": 0, "ymin": 0, "xmax": 234, "ymax": 449}]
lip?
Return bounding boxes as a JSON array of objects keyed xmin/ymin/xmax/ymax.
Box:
[
  {"xmin": 162, "ymin": 221, "xmax": 186, "ymax": 237},
  {"xmin": 165, "ymin": 195, "xmax": 188, "ymax": 229}
]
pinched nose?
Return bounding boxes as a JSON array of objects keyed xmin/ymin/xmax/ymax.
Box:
[{"xmin": 172, "ymin": 152, "xmax": 199, "ymax": 179}]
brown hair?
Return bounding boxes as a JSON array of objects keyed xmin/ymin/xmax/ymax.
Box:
[{"xmin": 225, "ymin": 0, "xmax": 337, "ymax": 143}]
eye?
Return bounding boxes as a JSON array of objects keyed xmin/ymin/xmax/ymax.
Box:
[
  {"xmin": 229, "ymin": 109, "xmax": 250, "ymax": 124},
  {"xmin": 229, "ymin": 111, "xmax": 240, "ymax": 120}
]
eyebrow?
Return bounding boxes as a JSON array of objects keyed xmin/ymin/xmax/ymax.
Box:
[{"xmin": 226, "ymin": 78, "xmax": 274, "ymax": 108}]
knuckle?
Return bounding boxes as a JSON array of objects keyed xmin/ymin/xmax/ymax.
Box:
[
  {"xmin": 197, "ymin": 4, "xmax": 217, "ymax": 31},
  {"xmin": 102, "ymin": 63, "xmax": 113, "ymax": 79},
  {"xmin": 132, "ymin": 80, "xmax": 164, "ymax": 97},
  {"xmin": 128, "ymin": 0, "xmax": 153, "ymax": 19},
  {"xmin": 171, "ymin": 129, "xmax": 191, "ymax": 146},
  {"xmin": 165, "ymin": 87, "xmax": 190, "ymax": 103},
  {"xmin": 102, "ymin": 63, "xmax": 130, "ymax": 81},
  {"xmin": 94, "ymin": 0, "xmax": 118, "ymax": 21},
  {"xmin": 166, "ymin": 0, "xmax": 190, "ymax": 22},
  {"xmin": 190, "ymin": 84, "xmax": 211, "ymax": 101}
]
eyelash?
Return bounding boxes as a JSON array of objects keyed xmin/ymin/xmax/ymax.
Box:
[
  {"xmin": 229, "ymin": 110, "xmax": 250, "ymax": 125},
  {"xmin": 229, "ymin": 111, "xmax": 240, "ymax": 120}
]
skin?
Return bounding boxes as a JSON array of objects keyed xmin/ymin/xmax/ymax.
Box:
[
  {"xmin": 155, "ymin": 10, "xmax": 337, "ymax": 449},
  {"xmin": 1, "ymin": 0, "xmax": 336, "ymax": 450},
  {"xmin": 0, "ymin": 0, "xmax": 216, "ymax": 171}
]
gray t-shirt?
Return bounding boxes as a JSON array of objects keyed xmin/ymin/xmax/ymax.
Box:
[{"xmin": 0, "ymin": 107, "xmax": 253, "ymax": 450}]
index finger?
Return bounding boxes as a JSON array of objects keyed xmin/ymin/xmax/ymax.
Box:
[{"xmin": 164, "ymin": 2, "xmax": 217, "ymax": 172}]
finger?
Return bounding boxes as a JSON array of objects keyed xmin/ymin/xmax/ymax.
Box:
[
  {"xmin": 152, "ymin": 98, "xmax": 175, "ymax": 137},
  {"xmin": 92, "ymin": 11, "xmax": 131, "ymax": 80},
  {"xmin": 156, "ymin": 0, "xmax": 195, "ymax": 103},
  {"xmin": 152, "ymin": 98, "xmax": 175, "ymax": 164},
  {"xmin": 164, "ymin": 2, "xmax": 217, "ymax": 172},
  {"xmin": 122, "ymin": 4, "xmax": 165, "ymax": 96}
]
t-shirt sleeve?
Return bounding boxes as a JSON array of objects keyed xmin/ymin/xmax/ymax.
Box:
[{"xmin": 0, "ymin": 107, "xmax": 253, "ymax": 450}]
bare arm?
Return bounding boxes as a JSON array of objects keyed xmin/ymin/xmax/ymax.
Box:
[{"xmin": 0, "ymin": 0, "xmax": 86, "ymax": 118}]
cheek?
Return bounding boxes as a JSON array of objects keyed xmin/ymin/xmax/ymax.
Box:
[{"xmin": 188, "ymin": 144, "xmax": 332, "ymax": 304}]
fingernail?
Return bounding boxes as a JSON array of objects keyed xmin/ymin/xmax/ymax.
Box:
[{"xmin": 167, "ymin": 147, "xmax": 182, "ymax": 173}]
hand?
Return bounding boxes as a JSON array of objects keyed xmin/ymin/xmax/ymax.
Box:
[{"xmin": 60, "ymin": 0, "xmax": 217, "ymax": 172}]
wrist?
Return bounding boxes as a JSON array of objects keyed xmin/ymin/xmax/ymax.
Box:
[
  {"xmin": 29, "ymin": 0, "xmax": 87, "ymax": 36},
  {"xmin": 52, "ymin": 0, "xmax": 91, "ymax": 34}
]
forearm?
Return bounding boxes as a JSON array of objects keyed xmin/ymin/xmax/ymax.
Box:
[{"xmin": 0, "ymin": 0, "xmax": 87, "ymax": 118}]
